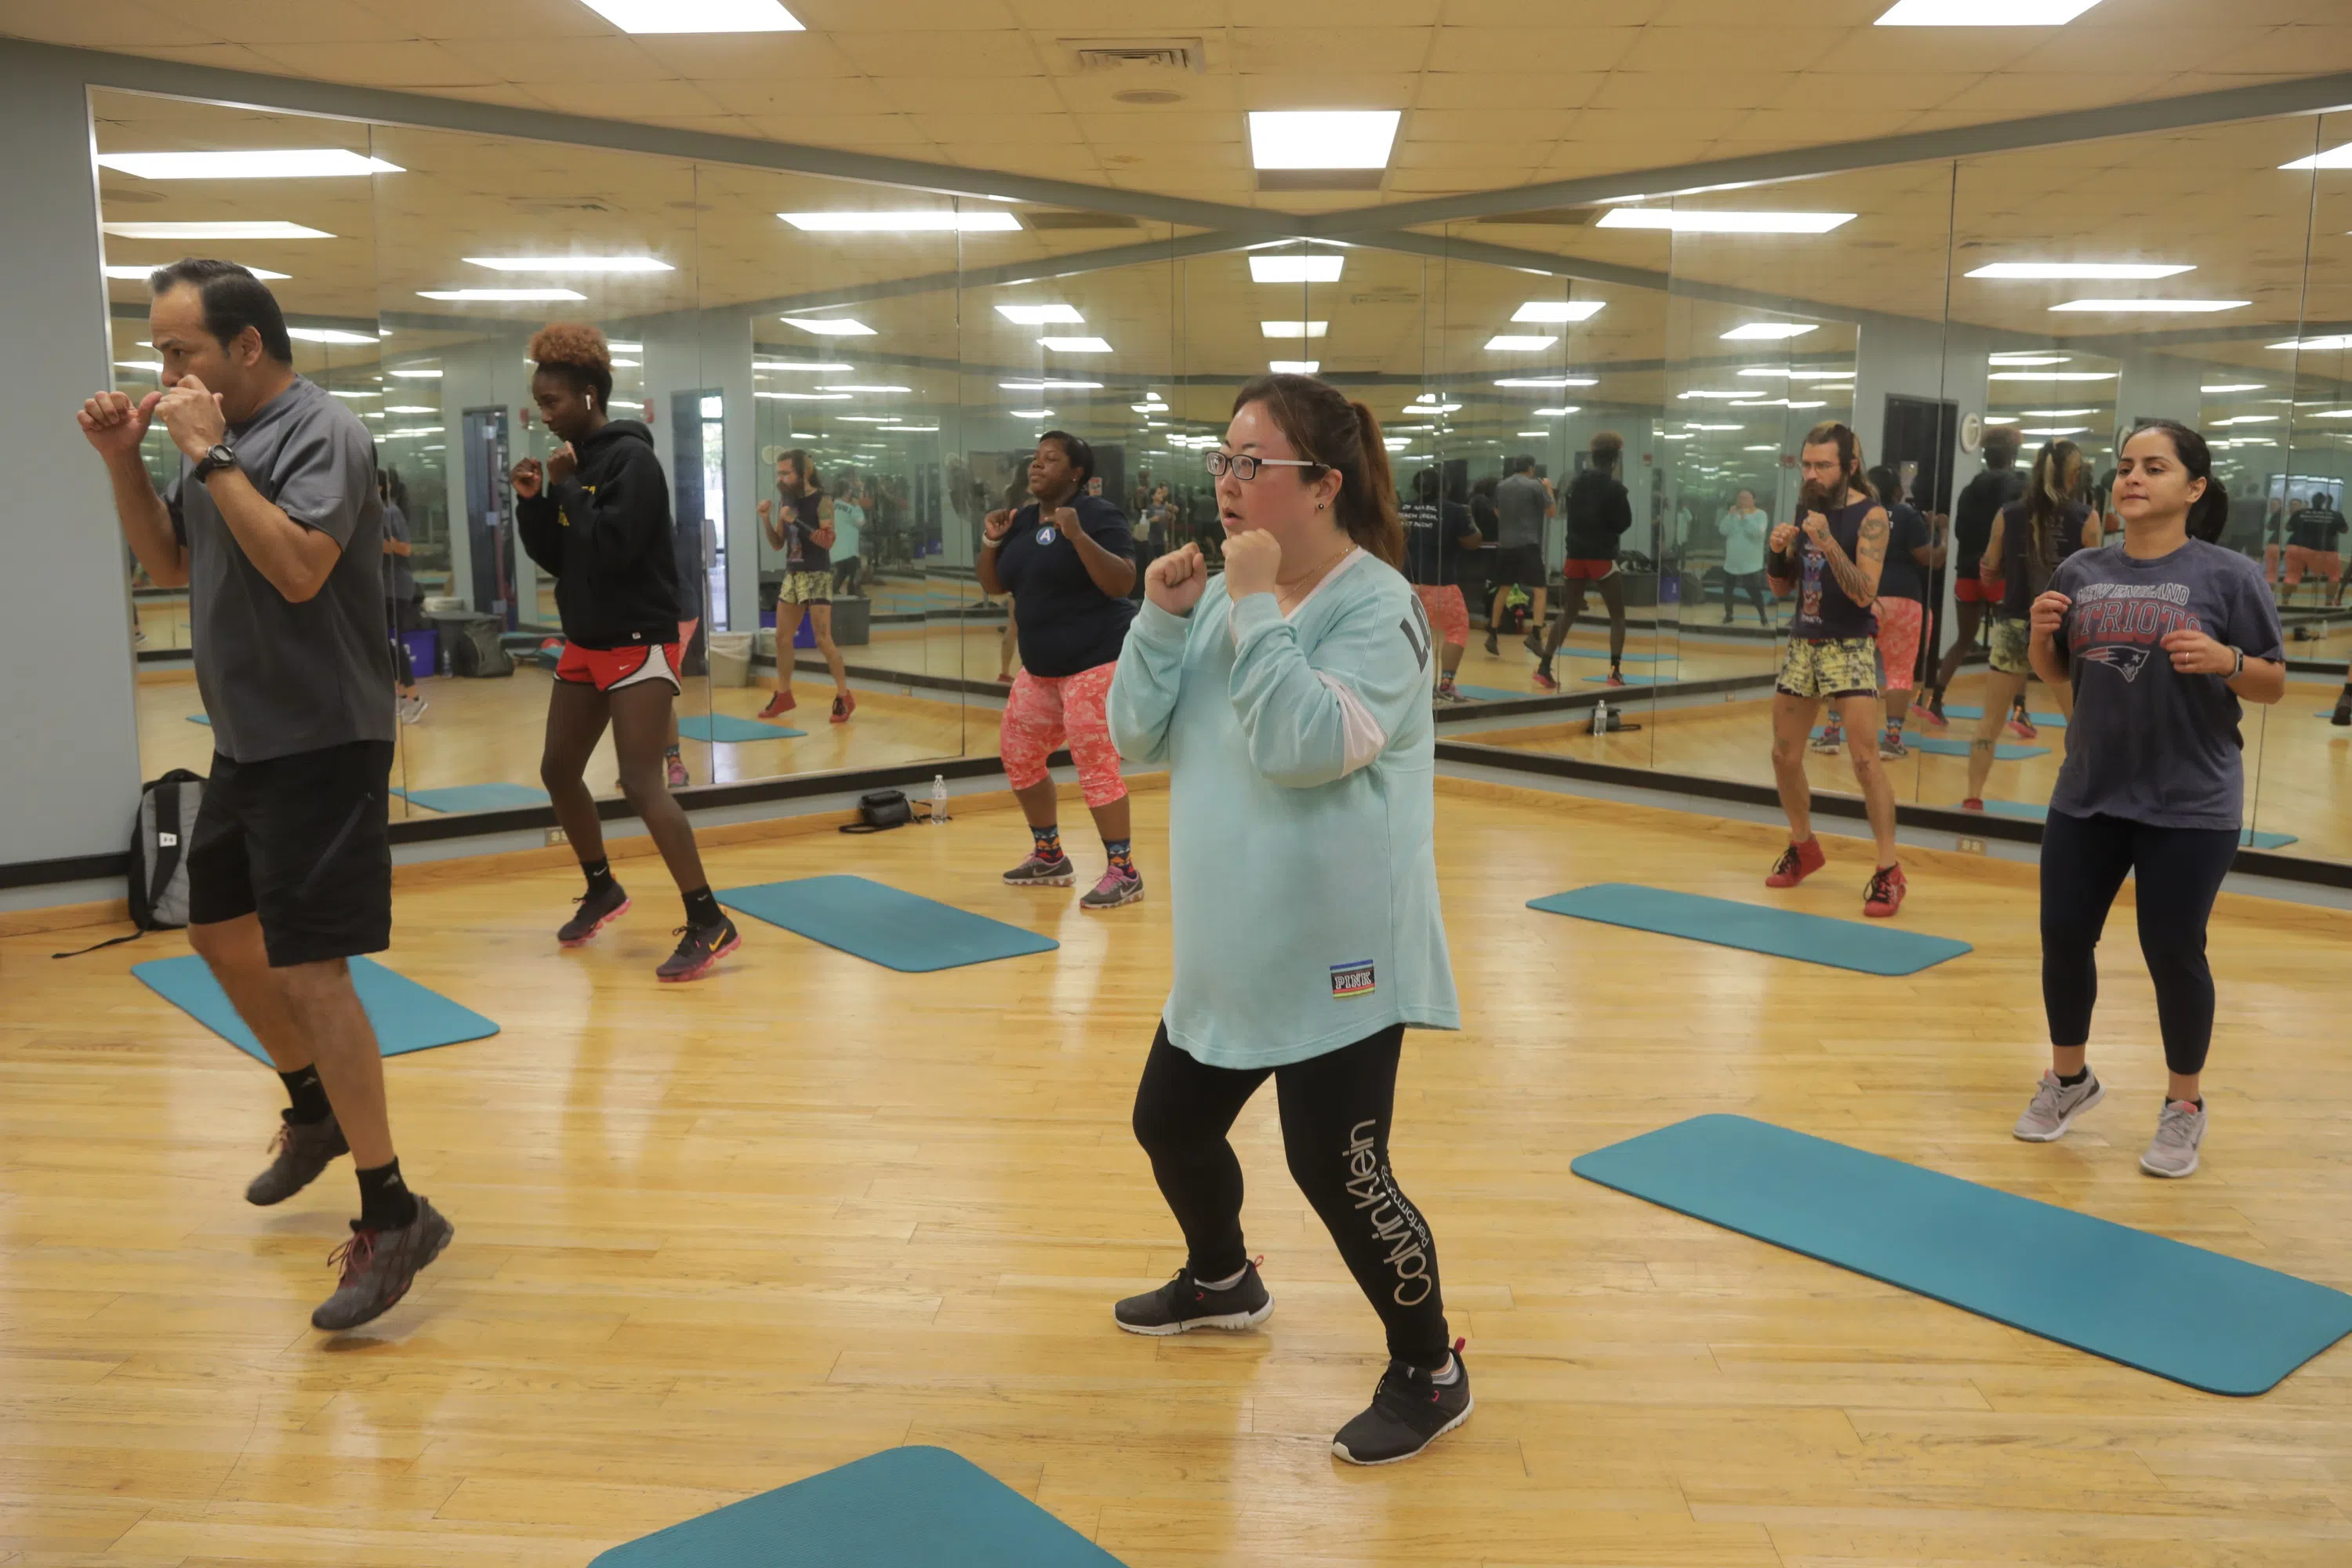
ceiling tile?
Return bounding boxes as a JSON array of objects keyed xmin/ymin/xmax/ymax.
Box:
[
  {"xmin": 1425, "ymin": 27, "xmax": 1644, "ymax": 74},
  {"xmin": 15, "ymin": 4, "xmax": 220, "ymax": 48},
  {"xmin": 913, "ymin": 113, "xmax": 1087, "ymax": 147},
  {"xmin": 1228, "ymin": 27, "xmax": 1431, "ymax": 74},
  {"xmin": 628, "ymin": 34, "xmax": 862, "ymax": 81},
  {"xmin": 832, "ymin": 31, "xmax": 1048, "ymax": 77},
  {"xmin": 351, "ymin": 0, "xmax": 612, "ymax": 37},
  {"xmin": 510, "ymin": 78, "xmax": 728, "ymax": 118},
  {"xmin": 1588, "ymin": 71, "xmax": 1793, "ymax": 112},
  {"xmin": 1415, "ymin": 73, "xmax": 1606, "ymax": 111},
  {"xmin": 2008, "ymin": 24, "xmax": 2277, "ymax": 74},
  {"xmin": 247, "ymin": 39, "xmax": 500, "ymax": 85},
  {"xmin": 791, "ymin": 0, "xmax": 1022, "ymax": 24},
  {"xmin": 434, "ymin": 34, "xmax": 666, "ymax": 82},
  {"xmin": 170, "ymin": 0, "xmax": 411, "ymax": 43},
  {"xmin": 1619, "ymin": 27, "xmax": 1855, "ymax": 74},
  {"xmin": 1810, "ymin": 29, "xmax": 2048, "ymax": 74},
  {"xmin": 737, "ymin": 113, "xmax": 938, "ymax": 146},
  {"xmin": 1406, "ymin": 110, "xmax": 1578, "ymax": 143},
  {"xmin": 1002, "ymin": 0, "xmax": 1231, "ymax": 24},
  {"xmin": 1236, "ymin": 74, "xmax": 1419, "ymax": 110},
  {"xmin": 1729, "ymin": 105, "xmax": 1924, "ymax": 143},
  {"xmin": 1073, "ymin": 111, "xmax": 1243, "ymax": 145},
  {"xmin": 699, "ymin": 78, "xmax": 898, "ymax": 117}
]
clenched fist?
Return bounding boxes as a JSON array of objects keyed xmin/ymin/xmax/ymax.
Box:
[{"xmin": 1145, "ymin": 542, "xmax": 1208, "ymax": 617}]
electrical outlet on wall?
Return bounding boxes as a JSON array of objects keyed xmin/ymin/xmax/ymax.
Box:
[
  {"xmin": 546, "ymin": 827, "xmax": 568, "ymax": 847},
  {"xmin": 1957, "ymin": 836, "xmax": 1987, "ymax": 855}
]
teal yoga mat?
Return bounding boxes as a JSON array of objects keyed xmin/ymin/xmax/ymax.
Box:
[
  {"xmin": 680, "ymin": 713, "xmax": 807, "ymax": 743},
  {"xmin": 718, "ymin": 875, "xmax": 1056, "ymax": 972},
  {"xmin": 1937, "ymin": 704, "xmax": 2066, "ymax": 728},
  {"xmin": 187, "ymin": 714, "xmax": 210, "ymax": 725},
  {"xmin": 590, "ymin": 1446, "xmax": 1125, "ymax": 1567},
  {"xmin": 1572, "ymin": 1115, "xmax": 2352, "ymax": 1396},
  {"xmin": 1587, "ymin": 673, "xmax": 1672, "ymax": 686},
  {"xmin": 1450, "ymin": 683, "xmax": 1543, "ymax": 702},
  {"xmin": 1552, "ymin": 648, "xmax": 1675, "ymax": 664},
  {"xmin": 1530, "ymin": 882, "xmax": 1970, "ymax": 975},
  {"xmin": 1817, "ymin": 728, "xmax": 2045, "ymax": 760},
  {"xmin": 1973, "ymin": 798, "xmax": 2296, "ymax": 849},
  {"xmin": 392, "ymin": 782, "xmax": 549, "ymax": 813},
  {"xmin": 132, "ymin": 954, "xmax": 498, "ymax": 1065}
]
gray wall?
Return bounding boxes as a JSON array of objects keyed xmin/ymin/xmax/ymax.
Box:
[{"xmin": 0, "ymin": 53, "xmax": 141, "ymax": 870}]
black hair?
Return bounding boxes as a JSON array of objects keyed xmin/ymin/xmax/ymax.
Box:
[
  {"xmin": 147, "ymin": 258, "xmax": 292, "ymax": 365},
  {"xmin": 2124, "ymin": 419, "xmax": 2230, "ymax": 542},
  {"xmin": 1509, "ymin": 453, "xmax": 1537, "ymax": 474},
  {"xmin": 1867, "ymin": 464, "xmax": 1904, "ymax": 506},
  {"xmin": 2024, "ymin": 439, "xmax": 2085, "ymax": 578},
  {"xmin": 1980, "ymin": 425, "xmax": 2022, "ymax": 466},
  {"xmin": 1412, "ymin": 466, "xmax": 1440, "ymax": 500},
  {"xmin": 1038, "ymin": 430, "xmax": 1094, "ymax": 488},
  {"xmin": 1800, "ymin": 420, "xmax": 1877, "ymax": 502},
  {"xmin": 1231, "ymin": 373, "xmax": 1405, "ymax": 570}
]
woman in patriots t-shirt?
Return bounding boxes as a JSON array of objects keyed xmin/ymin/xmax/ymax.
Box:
[{"xmin": 2011, "ymin": 420, "xmax": 2285, "ymax": 1179}]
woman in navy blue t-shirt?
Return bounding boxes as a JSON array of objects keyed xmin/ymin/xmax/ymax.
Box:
[{"xmin": 2011, "ymin": 420, "xmax": 2285, "ymax": 1178}]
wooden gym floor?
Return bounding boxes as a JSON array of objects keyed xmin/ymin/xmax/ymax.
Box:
[{"xmin": 5, "ymin": 783, "xmax": 2350, "ymax": 1566}]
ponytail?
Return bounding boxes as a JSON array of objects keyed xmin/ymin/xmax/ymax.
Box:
[
  {"xmin": 2127, "ymin": 419, "xmax": 2230, "ymax": 542},
  {"xmin": 1232, "ymin": 373, "xmax": 1406, "ymax": 570},
  {"xmin": 2024, "ymin": 438, "xmax": 2083, "ymax": 574}
]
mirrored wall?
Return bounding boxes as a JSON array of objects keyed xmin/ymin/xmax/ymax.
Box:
[{"xmin": 98, "ymin": 85, "xmax": 2352, "ymax": 866}]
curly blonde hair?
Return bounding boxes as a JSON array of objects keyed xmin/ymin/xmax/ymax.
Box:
[{"xmin": 527, "ymin": 321, "xmax": 612, "ymax": 409}]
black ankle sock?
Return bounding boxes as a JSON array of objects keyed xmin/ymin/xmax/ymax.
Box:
[
  {"xmin": 278, "ymin": 1065, "xmax": 332, "ymax": 1126},
  {"xmin": 2057, "ymin": 1067, "xmax": 2089, "ymax": 1087},
  {"xmin": 682, "ymin": 885, "xmax": 723, "ymax": 929},
  {"xmin": 582, "ymin": 858, "xmax": 615, "ymax": 896},
  {"xmin": 355, "ymin": 1159, "xmax": 419, "ymax": 1231}
]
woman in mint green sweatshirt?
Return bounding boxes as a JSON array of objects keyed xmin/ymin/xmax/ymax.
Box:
[{"xmin": 1105, "ymin": 372, "xmax": 1468, "ymax": 1467}]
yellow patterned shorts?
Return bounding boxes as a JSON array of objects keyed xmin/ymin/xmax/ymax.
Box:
[
  {"xmin": 777, "ymin": 572, "xmax": 832, "ymax": 606},
  {"xmin": 1777, "ymin": 636, "xmax": 1882, "ymax": 700},
  {"xmin": 1988, "ymin": 615, "xmax": 2033, "ymax": 676}
]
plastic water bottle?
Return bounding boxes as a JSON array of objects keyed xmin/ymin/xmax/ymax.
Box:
[
  {"xmin": 1591, "ymin": 699, "xmax": 1607, "ymax": 736},
  {"xmin": 931, "ymin": 774, "xmax": 949, "ymax": 825}
]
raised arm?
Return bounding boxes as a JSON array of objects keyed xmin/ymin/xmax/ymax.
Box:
[
  {"xmin": 1226, "ymin": 586, "xmax": 1431, "ymax": 789},
  {"xmin": 80, "ymin": 389, "xmax": 188, "ymax": 588}
]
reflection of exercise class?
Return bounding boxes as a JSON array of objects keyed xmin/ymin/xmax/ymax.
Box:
[{"xmin": 13, "ymin": 11, "xmax": 2352, "ymax": 1566}]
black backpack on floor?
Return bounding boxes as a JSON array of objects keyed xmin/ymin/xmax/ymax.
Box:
[{"xmin": 55, "ymin": 768, "xmax": 205, "ymax": 957}]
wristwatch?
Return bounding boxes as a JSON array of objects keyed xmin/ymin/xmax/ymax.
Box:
[
  {"xmin": 2229, "ymin": 646, "xmax": 2245, "ymax": 679},
  {"xmin": 192, "ymin": 443, "xmax": 237, "ymax": 482}
]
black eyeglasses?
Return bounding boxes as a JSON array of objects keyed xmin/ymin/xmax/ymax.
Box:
[{"xmin": 1204, "ymin": 451, "xmax": 1323, "ymax": 481}]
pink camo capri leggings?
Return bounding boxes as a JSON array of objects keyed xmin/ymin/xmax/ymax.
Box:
[{"xmin": 1000, "ymin": 662, "xmax": 1126, "ymax": 808}]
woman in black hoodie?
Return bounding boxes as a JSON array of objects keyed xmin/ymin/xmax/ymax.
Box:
[{"xmin": 512, "ymin": 322, "xmax": 738, "ymax": 982}]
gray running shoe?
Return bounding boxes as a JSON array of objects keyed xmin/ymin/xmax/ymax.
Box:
[
  {"xmin": 1114, "ymin": 1261, "xmax": 1273, "ymax": 1336},
  {"xmin": 558, "ymin": 881, "xmax": 631, "ymax": 946},
  {"xmin": 245, "ymin": 1112, "xmax": 348, "ymax": 1207},
  {"xmin": 310, "ymin": 1196, "xmax": 454, "ymax": 1332},
  {"xmin": 1080, "ymin": 867, "xmax": 1145, "ymax": 910},
  {"xmin": 1002, "ymin": 852, "xmax": 1076, "ymax": 887},
  {"xmin": 2141, "ymin": 1101, "xmax": 2205, "ymax": 1178},
  {"xmin": 2013, "ymin": 1069, "xmax": 2104, "ymax": 1142},
  {"xmin": 1878, "ymin": 731, "xmax": 1910, "ymax": 760}
]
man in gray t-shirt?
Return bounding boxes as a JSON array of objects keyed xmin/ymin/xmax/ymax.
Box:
[
  {"xmin": 78, "ymin": 260, "xmax": 450, "ymax": 1332},
  {"xmin": 1483, "ymin": 456, "xmax": 1555, "ymax": 655}
]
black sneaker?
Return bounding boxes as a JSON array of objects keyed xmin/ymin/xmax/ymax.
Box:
[
  {"xmin": 245, "ymin": 1112, "xmax": 348, "ymax": 1207},
  {"xmin": 1522, "ymin": 630, "xmax": 1547, "ymax": 659},
  {"xmin": 1113, "ymin": 1260, "xmax": 1274, "ymax": 1336},
  {"xmin": 1483, "ymin": 630, "xmax": 1499, "ymax": 655},
  {"xmin": 558, "ymin": 880, "xmax": 631, "ymax": 946},
  {"xmin": 1331, "ymin": 1342, "xmax": 1474, "ymax": 1466},
  {"xmin": 657, "ymin": 916, "xmax": 740, "ymax": 982},
  {"xmin": 2333, "ymin": 691, "xmax": 2351, "ymax": 727},
  {"xmin": 310, "ymin": 1196, "xmax": 455, "ymax": 1332}
]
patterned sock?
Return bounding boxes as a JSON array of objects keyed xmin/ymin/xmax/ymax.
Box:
[
  {"xmin": 1105, "ymin": 838, "xmax": 1134, "ymax": 875},
  {"xmin": 278, "ymin": 1065, "xmax": 332, "ymax": 1126},
  {"xmin": 1031, "ymin": 823, "xmax": 1065, "ymax": 862}
]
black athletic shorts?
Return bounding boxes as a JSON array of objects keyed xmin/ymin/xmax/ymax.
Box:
[
  {"xmin": 187, "ymin": 740, "xmax": 394, "ymax": 967},
  {"xmin": 1492, "ymin": 543, "xmax": 1548, "ymax": 590}
]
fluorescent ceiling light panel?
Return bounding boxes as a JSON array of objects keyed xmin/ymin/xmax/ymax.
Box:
[
  {"xmin": 1486, "ymin": 334, "xmax": 1558, "ymax": 351},
  {"xmin": 1511, "ymin": 300, "xmax": 1606, "ymax": 323},
  {"xmin": 1967, "ymin": 261, "xmax": 2192, "ymax": 279},
  {"xmin": 102, "ymin": 220, "xmax": 331, "ymax": 240},
  {"xmin": 463, "ymin": 256, "xmax": 672, "ymax": 272},
  {"xmin": 1788, "ymin": 401, "xmax": 1828, "ymax": 408},
  {"xmin": 756, "ymin": 391, "xmax": 852, "ymax": 401},
  {"xmin": 1533, "ymin": 406, "xmax": 1581, "ymax": 416},
  {"xmin": 1516, "ymin": 431, "xmax": 1549, "ymax": 438},
  {"xmin": 1261, "ymin": 321, "xmax": 1329, "ymax": 339},
  {"xmin": 1678, "ymin": 390, "xmax": 1750, "ymax": 399},
  {"xmin": 610, "ymin": 358, "xmax": 641, "ymax": 368},
  {"xmin": 822, "ymin": 383, "xmax": 911, "ymax": 393},
  {"xmin": 780, "ymin": 210, "xmax": 1016, "ymax": 232},
  {"xmin": 1403, "ymin": 402, "xmax": 1461, "ymax": 415},
  {"xmin": 1250, "ymin": 255, "xmax": 1345, "ymax": 284},
  {"xmin": 579, "ymin": 0, "xmax": 803, "ymax": 33},
  {"xmin": 106, "ymin": 262, "xmax": 288, "ymax": 281},
  {"xmin": 1247, "ymin": 111, "xmax": 1402, "ymax": 171},
  {"xmin": 1875, "ymin": 0, "xmax": 2103, "ymax": 21},
  {"xmin": 1009, "ymin": 409, "xmax": 1054, "ymax": 419},
  {"xmin": 1988, "ymin": 352, "xmax": 2068, "ymax": 364},
  {"xmin": 1597, "ymin": 209, "xmax": 1853, "ymax": 234},
  {"xmin": 2278, "ymin": 142, "xmax": 2352, "ymax": 171},
  {"xmin": 1495, "ymin": 376, "xmax": 1597, "ymax": 388},
  {"xmin": 97, "ymin": 149, "xmax": 399, "ymax": 180},
  {"xmin": 2201, "ymin": 383, "xmax": 2264, "ymax": 392},
  {"xmin": 1000, "ymin": 379, "xmax": 1102, "ymax": 390},
  {"xmin": 114, "ymin": 360, "xmax": 163, "ymax": 371},
  {"xmin": 837, "ymin": 416, "xmax": 896, "ymax": 423},
  {"xmin": 756, "ymin": 360, "xmax": 851, "ymax": 372},
  {"xmin": 2270, "ymin": 336, "xmax": 2352, "ymax": 351},
  {"xmin": 994, "ymin": 303, "xmax": 1084, "ymax": 325},
  {"xmin": 388, "ymin": 368, "xmax": 442, "ymax": 378},
  {"xmin": 2020, "ymin": 426, "xmax": 2089, "ymax": 435},
  {"xmin": 2210, "ymin": 415, "xmax": 2277, "ymax": 426},
  {"xmin": 284, "ymin": 326, "xmax": 379, "ymax": 345},
  {"xmin": 1268, "ymin": 360, "xmax": 1321, "ymax": 374},
  {"xmin": 417, "ymin": 288, "xmax": 584, "ymax": 302},
  {"xmin": 326, "ymin": 388, "xmax": 378, "ymax": 397},
  {"xmin": 1037, "ymin": 336, "xmax": 1112, "ymax": 353},
  {"xmin": 1988, "ymin": 371, "xmax": 2117, "ymax": 380},
  {"xmin": 879, "ymin": 424, "xmax": 938, "ymax": 432},
  {"xmin": 1744, "ymin": 445, "xmax": 1779, "ymax": 452},
  {"xmin": 1722, "ymin": 322, "xmax": 1817, "ymax": 340},
  {"xmin": 2020, "ymin": 408, "xmax": 2096, "ymax": 416},
  {"xmin": 608, "ymin": 341, "xmax": 642, "ymax": 352},
  {"xmin": 1684, "ymin": 423, "xmax": 1742, "ymax": 431},
  {"xmin": 782, "ymin": 317, "xmax": 876, "ymax": 336},
  {"xmin": 2049, "ymin": 298, "xmax": 2247, "ymax": 313}
]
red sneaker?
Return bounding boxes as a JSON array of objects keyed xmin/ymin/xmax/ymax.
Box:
[
  {"xmin": 2007, "ymin": 714, "xmax": 2038, "ymax": 740},
  {"xmin": 831, "ymin": 691, "xmax": 857, "ymax": 724},
  {"xmin": 1960, "ymin": 797, "xmax": 1984, "ymax": 811},
  {"xmin": 1918, "ymin": 705, "xmax": 1949, "ymax": 731},
  {"xmin": 1532, "ymin": 669, "xmax": 1559, "ymax": 692},
  {"xmin": 1605, "ymin": 670, "xmax": 1628, "ymax": 688},
  {"xmin": 758, "ymin": 690, "xmax": 797, "ymax": 719},
  {"xmin": 1765, "ymin": 838, "xmax": 1826, "ymax": 888},
  {"xmin": 1864, "ymin": 862, "xmax": 1907, "ymax": 919}
]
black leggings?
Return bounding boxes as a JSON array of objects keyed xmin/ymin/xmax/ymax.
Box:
[
  {"xmin": 2040, "ymin": 809, "xmax": 2240, "ymax": 1076},
  {"xmin": 1131, "ymin": 1022, "xmax": 1450, "ymax": 1368},
  {"xmin": 1722, "ymin": 571, "xmax": 1773, "ymax": 624}
]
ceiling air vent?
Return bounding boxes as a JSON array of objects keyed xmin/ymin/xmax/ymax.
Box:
[
  {"xmin": 1474, "ymin": 207, "xmax": 1603, "ymax": 227},
  {"xmin": 1023, "ymin": 211, "xmax": 1143, "ymax": 231},
  {"xmin": 1063, "ymin": 38, "xmax": 1207, "ymax": 74}
]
